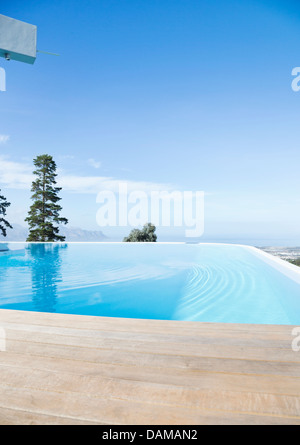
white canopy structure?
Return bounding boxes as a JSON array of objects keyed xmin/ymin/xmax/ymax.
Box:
[{"xmin": 0, "ymin": 14, "xmax": 37, "ymax": 64}]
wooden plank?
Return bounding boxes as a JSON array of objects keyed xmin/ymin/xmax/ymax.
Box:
[
  {"xmin": 3, "ymin": 330, "xmax": 300, "ymax": 363},
  {"xmin": 0, "ymin": 309, "xmax": 293, "ymax": 335},
  {"xmin": 0, "ymin": 384, "xmax": 299, "ymax": 425},
  {"xmin": 1, "ymin": 321, "xmax": 296, "ymax": 344},
  {"xmin": 0, "ymin": 365, "xmax": 299, "ymax": 418},
  {"xmin": 0, "ymin": 406, "xmax": 99, "ymax": 425},
  {"xmin": 1, "ymin": 352, "xmax": 300, "ymax": 396},
  {"xmin": 2, "ymin": 338, "xmax": 300, "ymax": 377}
]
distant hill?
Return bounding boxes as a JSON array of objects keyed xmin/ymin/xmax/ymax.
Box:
[{"xmin": 0, "ymin": 224, "xmax": 107, "ymax": 242}]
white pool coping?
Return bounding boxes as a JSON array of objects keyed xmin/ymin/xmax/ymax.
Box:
[{"xmin": 246, "ymin": 245, "xmax": 300, "ymax": 285}]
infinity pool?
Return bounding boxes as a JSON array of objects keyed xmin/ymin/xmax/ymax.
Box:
[{"xmin": 0, "ymin": 243, "xmax": 300, "ymax": 324}]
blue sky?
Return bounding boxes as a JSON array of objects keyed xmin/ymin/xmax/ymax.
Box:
[{"xmin": 1, "ymin": 0, "xmax": 300, "ymax": 243}]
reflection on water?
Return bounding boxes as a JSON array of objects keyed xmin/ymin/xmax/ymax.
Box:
[{"xmin": 26, "ymin": 244, "xmax": 67, "ymax": 312}]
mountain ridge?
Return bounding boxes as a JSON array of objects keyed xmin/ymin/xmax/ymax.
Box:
[{"xmin": 0, "ymin": 223, "xmax": 108, "ymax": 242}]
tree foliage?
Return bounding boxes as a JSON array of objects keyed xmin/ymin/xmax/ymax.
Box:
[
  {"xmin": 25, "ymin": 154, "xmax": 68, "ymax": 242},
  {"xmin": 289, "ymin": 258, "xmax": 300, "ymax": 267},
  {"xmin": 123, "ymin": 222, "xmax": 157, "ymax": 242},
  {"xmin": 0, "ymin": 189, "xmax": 12, "ymax": 237}
]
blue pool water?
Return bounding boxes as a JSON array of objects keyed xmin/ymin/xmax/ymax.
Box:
[{"xmin": 0, "ymin": 243, "xmax": 300, "ymax": 324}]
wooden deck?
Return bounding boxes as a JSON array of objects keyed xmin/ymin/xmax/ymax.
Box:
[{"xmin": 0, "ymin": 308, "xmax": 299, "ymax": 425}]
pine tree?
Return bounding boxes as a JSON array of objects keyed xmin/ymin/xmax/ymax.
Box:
[
  {"xmin": 0, "ymin": 189, "xmax": 12, "ymax": 237},
  {"xmin": 25, "ymin": 154, "xmax": 68, "ymax": 242}
]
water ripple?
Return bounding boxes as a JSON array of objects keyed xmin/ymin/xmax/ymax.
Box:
[{"xmin": 173, "ymin": 259, "xmax": 259, "ymax": 322}]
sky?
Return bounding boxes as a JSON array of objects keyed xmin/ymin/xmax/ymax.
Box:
[{"xmin": 1, "ymin": 0, "xmax": 300, "ymax": 244}]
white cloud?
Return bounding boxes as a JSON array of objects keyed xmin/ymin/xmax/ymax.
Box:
[
  {"xmin": 0, "ymin": 135, "xmax": 9, "ymax": 144},
  {"xmin": 59, "ymin": 154, "xmax": 75, "ymax": 160},
  {"xmin": 87, "ymin": 158, "xmax": 101, "ymax": 169},
  {"xmin": 0, "ymin": 155, "xmax": 33, "ymax": 189},
  {"xmin": 58, "ymin": 174, "xmax": 174, "ymax": 195},
  {"xmin": 0, "ymin": 155, "xmax": 175, "ymax": 195}
]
